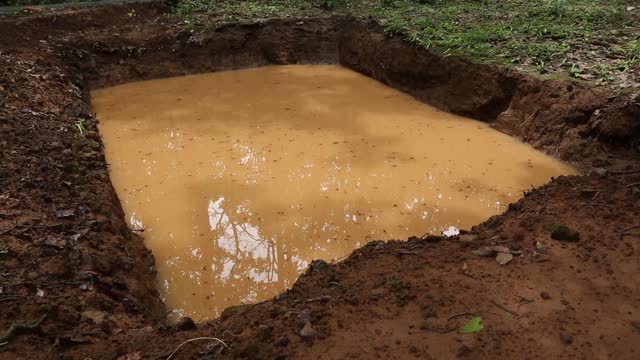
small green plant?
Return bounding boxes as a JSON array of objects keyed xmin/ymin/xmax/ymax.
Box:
[
  {"xmin": 127, "ymin": 9, "xmax": 137, "ymax": 17},
  {"xmin": 536, "ymin": 60, "xmax": 547, "ymax": 72},
  {"xmin": 569, "ymin": 63, "xmax": 580, "ymax": 77},
  {"xmin": 388, "ymin": 278, "xmax": 403, "ymax": 289},
  {"xmin": 75, "ymin": 118, "xmax": 87, "ymax": 135}
]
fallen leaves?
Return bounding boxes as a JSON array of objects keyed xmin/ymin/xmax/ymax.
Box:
[{"xmin": 460, "ymin": 317, "xmax": 484, "ymax": 334}]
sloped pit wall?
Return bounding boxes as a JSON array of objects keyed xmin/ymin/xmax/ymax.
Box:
[
  {"xmin": 63, "ymin": 18, "xmax": 640, "ymax": 168},
  {"xmin": 336, "ymin": 21, "xmax": 640, "ymax": 167}
]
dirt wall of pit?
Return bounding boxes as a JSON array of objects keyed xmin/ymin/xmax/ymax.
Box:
[{"xmin": 52, "ymin": 13, "xmax": 640, "ymax": 168}]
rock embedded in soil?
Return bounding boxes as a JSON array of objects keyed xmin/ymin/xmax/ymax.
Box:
[
  {"xmin": 300, "ymin": 322, "xmax": 317, "ymax": 341},
  {"xmin": 496, "ymin": 252, "xmax": 513, "ymax": 265},
  {"xmin": 173, "ymin": 316, "xmax": 197, "ymax": 331},
  {"xmin": 560, "ymin": 331, "xmax": 574, "ymax": 345}
]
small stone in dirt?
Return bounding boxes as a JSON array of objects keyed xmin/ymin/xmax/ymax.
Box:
[
  {"xmin": 256, "ymin": 324, "xmax": 272, "ymax": 341},
  {"xmin": 535, "ymin": 241, "xmax": 548, "ymax": 254},
  {"xmin": 540, "ymin": 291, "xmax": 551, "ymax": 300},
  {"xmin": 297, "ymin": 308, "xmax": 312, "ymax": 324},
  {"xmin": 471, "ymin": 246, "xmax": 496, "ymax": 257},
  {"xmin": 370, "ymin": 288, "xmax": 385, "ymax": 300},
  {"xmin": 36, "ymin": 235, "xmax": 65, "ymax": 250},
  {"xmin": 546, "ymin": 224, "xmax": 580, "ymax": 242},
  {"xmin": 472, "ymin": 245, "xmax": 512, "ymax": 257},
  {"xmin": 508, "ymin": 202, "xmax": 522, "ymax": 212},
  {"xmin": 496, "ymin": 252, "xmax": 513, "ymax": 265},
  {"xmin": 300, "ymin": 322, "xmax": 317, "ymax": 341},
  {"xmin": 55, "ymin": 209, "xmax": 75, "ymax": 218},
  {"xmin": 309, "ymin": 259, "xmax": 327, "ymax": 273},
  {"xmin": 173, "ymin": 316, "xmax": 197, "ymax": 331},
  {"xmin": 408, "ymin": 345, "xmax": 419, "ymax": 354},
  {"xmin": 560, "ymin": 331, "xmax": 573, "ymax": 345},
  {"xmin": 458, "ymin": 234, "xmax": 477, "ymax": 244},
  {"xmin": 276, "ymin": 335, "xmax": 289, "ymax": 346},
  {"xmin": 79, "ymin": 283, "xmax": 93, "ymax": 291}
]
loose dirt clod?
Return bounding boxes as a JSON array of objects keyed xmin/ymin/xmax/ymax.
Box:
[
  {"xmin": 547, "ymin": 224, "xmax": 581, "ymax": 242},
  {"xmin": 560, "ymin": 331, "xmax": 574, "ymax": 345}
]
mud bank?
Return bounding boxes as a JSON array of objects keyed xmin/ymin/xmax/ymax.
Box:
[{"xmin": 0, "ymin": 3, "xmax": 639, "ymax": 359}]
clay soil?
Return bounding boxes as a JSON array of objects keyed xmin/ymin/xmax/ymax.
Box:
[{"xmin": 1, "ymin": 3, "xmax": 640, "ymax": 359}]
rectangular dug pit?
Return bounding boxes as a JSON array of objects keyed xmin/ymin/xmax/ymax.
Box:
[{"xmin": 92, "ymin": 65, "xmax": 576, "ymax": 320}]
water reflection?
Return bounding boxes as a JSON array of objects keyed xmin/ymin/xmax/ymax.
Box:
[{"xmin": 93, "ymin": 65, "xmax": 578, "ymax": 320}]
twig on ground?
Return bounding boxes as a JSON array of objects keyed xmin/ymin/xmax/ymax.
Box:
[
  {"xmin": 421, "ymin": 326, "xmax": 456, "ymax": 334},
  {"xmin": 166, "ymin": 337, "xmax": 229, "ymax": 360},
  {"xmin": 623, "ymin": 224, "xmax": 640, "ymax": 232},
  {"xmin": 0, "ymin": 225, "xmax": 16, "ymax": 236},
  {"xmin": 516, "ymin": 312, "xmax": 531, "ymax": 319},
  {"xmin": 517, "ymin": 295, "xmax": 533, "ymax": 302},
  {"xmin": 517, "ymin": 296, "xmax": 534, "ymax": 309},
  {"xmin": 221, "ymin": 330, "xmax": 242, "ymax": 338},
  {"xmin": 625, "ymin": 182, "xmax": 640, "ymax": 188},
  {"xmin": 20, "ymin": 222, "xmax": 65, "ymax": 229},
  {"xmin": 306, "ymin": 295, "xmax": 331, "ymax": 303},
  {"xmin": 447, "ymin": 312, "xmax": 475, "ymax": 321},
  {"xmin": 463, "ymin": 272, "xmax": 480, "ymax": 280},
  {"xmin": 609, "ymin": 169, "xmax": 640, "ymax": 175},
  {"xmin": 394, "ymin": 249, "xmax": 420, "ymax": 255},
  {"xmin": 0, "ymin": 295, "xmax": 26, "ymax": 302},
  {"xmin": 0, "ymin": 314, "xmax": 47, "ymax": 344},
  {"xmin": 490, "ymin": 300, "xmax": 520, "ymax": 318}
]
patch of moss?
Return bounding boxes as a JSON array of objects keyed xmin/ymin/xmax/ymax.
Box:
[{"xmin": 545, "ymin": 223, "xmax": 580, "ymax": 242}]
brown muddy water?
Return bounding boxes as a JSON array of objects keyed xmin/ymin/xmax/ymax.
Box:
[{"xmin": 92, "ymin": 65, "xmax": 577, "ymax": 320}]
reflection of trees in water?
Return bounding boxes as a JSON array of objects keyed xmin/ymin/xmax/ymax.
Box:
[
  {"xmin": 205, "ymin": 196, "xmax": 305, "ymax": 306},
  {"xmin": 162, "ymin": 152, "xmax": 488, "ymax": 318}
]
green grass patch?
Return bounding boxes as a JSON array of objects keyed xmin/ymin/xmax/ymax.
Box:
[{"xmin": 170, "ymin": 0, "xmax": 638, "ymax": 83}]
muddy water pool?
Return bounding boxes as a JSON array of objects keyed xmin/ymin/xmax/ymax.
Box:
[{"xmin": 92, "ymin": 65, "xmax": 577, "ymax": 320}]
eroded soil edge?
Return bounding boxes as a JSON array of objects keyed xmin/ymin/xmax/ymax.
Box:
[{"xmin": 1, "ymin": 3, "xmax": 639, "ymax": 359}]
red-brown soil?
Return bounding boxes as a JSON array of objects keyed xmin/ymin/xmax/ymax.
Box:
[{"xmin": 1, "ymin": 3, "xmax": 639, "ymax": 359}]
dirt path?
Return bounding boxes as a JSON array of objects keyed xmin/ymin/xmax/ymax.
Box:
[{"xmin": 0, "ymin": 3, "xmax": 639, "ymax": 359}]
